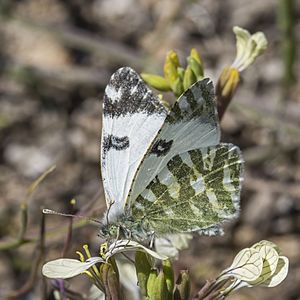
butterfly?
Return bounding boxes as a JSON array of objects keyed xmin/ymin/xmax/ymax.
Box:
[{"xmin": 99, "ymin": 67, "xmax": 243, "ymax": 244}]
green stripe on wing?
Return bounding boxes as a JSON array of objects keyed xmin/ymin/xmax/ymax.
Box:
[{"xmin": 132, "ymin": 143, "xmax": 243, "ymax": 235}]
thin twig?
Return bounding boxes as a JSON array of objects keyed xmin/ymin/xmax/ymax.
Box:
[{"xmin": 5, "ymin": 213, "xmax": 46, "ymax": 299}]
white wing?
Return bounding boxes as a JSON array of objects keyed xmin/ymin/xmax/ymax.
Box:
[
  {"xmin": 101, "ymin": 67, "xmax": 168, "ymax": 220},
  {"xmin": 127, "ymin": 78, "xmax": 220, "ymax": 207}
]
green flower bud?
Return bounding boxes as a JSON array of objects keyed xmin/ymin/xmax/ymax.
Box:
[
  {"xmin": 190, "ymin": 48, "xmax": 203, "ymax": 65},
  {"xmin": 164, "ymin": 50, "xmax": 181, "ymax": 92},
  {"xmin": 172, "ymin": 77, "xmax": 184, "ymax": 97},
  {"xmin": 188, "ymin": 48, "xmax": 204, "ymax": 80},
  {"xmin": 183, "ymin": 65, "xmax": 197, "ymax": 91},
  {"xmin": 216, "ymin": 66, "xmax": 240, "ymax": 119},
  {"xmin": 177, "ymin": 67, "xmax": 185, "ymax": 81},
  {"xmin": 141, "ymin": 73, "xmax": 171, "ymax": 92},
  {"xmin": 151, "ymin": 270, "xmax": 169, "ymax": 300},
  {"xmin": 188, "ymin": 57, "xmax": 204, "ymax": 81},
  {"xmin": 147, "ymin": 269, "xmax": 158, "ymax": 299}
]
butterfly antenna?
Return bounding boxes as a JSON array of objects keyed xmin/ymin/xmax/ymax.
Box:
[{"xmin": 42, "ymin": 208, "xmax": 102, "ymax": 225}]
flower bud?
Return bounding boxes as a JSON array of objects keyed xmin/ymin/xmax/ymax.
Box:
[
  {"xmin": 216, "ymin": 67, "xmax": 240, "ymax": 119},
  {"xmin": 152, "ymin": 270, "xmax": 170, "ymax": 300},
  {"xmin": 188, "ymin": 48, "xmax": 204, "ymax": 80},
  {"xmin": 164, "ymin": 50, "xmax": 184, "ymax": 96},
  {"xmin": 183, "ymin": 65, "xmax": 197, "ymax": 91},
  {"xmin": 147, "ymin": 269, "xmax": 158, "ymax": 298},
  {"xmin": 141, "ymin": 73, "xmax": 171, "ymax": 92}
]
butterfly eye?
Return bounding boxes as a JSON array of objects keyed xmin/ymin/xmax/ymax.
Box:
[{"xmin": 99, "ymin": 225, "xmax": 109, "ymax": 238}]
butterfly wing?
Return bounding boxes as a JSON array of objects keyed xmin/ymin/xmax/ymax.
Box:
[
  {"xmin": 101, "ymin": 67, "xmax": 168, "ymax": 220},
  {"xmin": 127, "ymin": 78, "xmax": 220, "ymax": 208},
  {"xmin": 132, "ymin": 144, "xmax": 243, "ymax": 235}
]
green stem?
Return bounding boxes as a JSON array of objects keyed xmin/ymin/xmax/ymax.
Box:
[{"xmin": 278, "ymin": 0, "xmax": 296, "ymax": 92}]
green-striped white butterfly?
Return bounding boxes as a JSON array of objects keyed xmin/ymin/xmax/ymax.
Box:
[{"xmin": 99, "ymin": 67, "xmax": 243, "ymax": 244}]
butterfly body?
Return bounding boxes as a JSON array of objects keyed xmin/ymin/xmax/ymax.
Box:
[
  {"xmin": 100, "ymin": 67, "xmax": 243, "ymax": 245},
  {"xmin": 100, "ymin": 212, "xmax": 153, "ymax": 243}
]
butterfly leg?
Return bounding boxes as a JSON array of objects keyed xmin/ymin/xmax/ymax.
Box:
[
  {"xmin": 110, "ymin": 226, "xmax": 121, "ymax": 253},
  {"xmin": 149, "ymin": 231, "xmax": 155, "ymax": 249}
]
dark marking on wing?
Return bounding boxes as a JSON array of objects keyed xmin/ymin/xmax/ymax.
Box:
[
  {"xmin": 150, "ymin": 139, "xmax": 173, "ymax": 157},
  {"xmin": 103, "ymin": 67, "xmax": 167, "ymax": 118},
  {"xmin": 103, "ymin": 135, "xmax": 130, "ymax": 155}
]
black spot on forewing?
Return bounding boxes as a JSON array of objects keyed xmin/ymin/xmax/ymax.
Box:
[
  {"xmin": 166, "ymin": 78, "xmax": 215, "ymax": 124},
  {"xmin": 104, "ymin": 67, "xmax": 167, "ymax": 117},
  {"xmin": 103, "ymin": 135, "xmax": 129, "ymax": 155},
  {"xmin": 150, "ymin": 139, "xmax": 173, "ymax": 156}
]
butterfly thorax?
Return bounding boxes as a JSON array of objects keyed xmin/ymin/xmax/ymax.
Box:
[{"xmin": 99, "ymin": 214, "xmax": 153, "ymax": 244}]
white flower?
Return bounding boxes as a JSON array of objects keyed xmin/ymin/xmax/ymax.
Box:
[
  {"xmin": 42, "ymin": 257, "xmax": 104, "ymax": 279},
  {"xmin": 231, "ymin": 26, "xmax": 268, "ymax": 72},
  {"xmin": 42, "ymin": 240, "xmax": 167, "ymax": 280},
  {"xmin": 216, "ymin": 240, "xmax": 289, "ymax": 296}
]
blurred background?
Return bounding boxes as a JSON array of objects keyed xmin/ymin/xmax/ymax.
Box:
[{"xmin": 0, "ymin": 0, "xmax": 299, "ymax": 299}]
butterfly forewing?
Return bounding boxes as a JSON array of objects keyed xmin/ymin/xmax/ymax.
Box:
[
  {"xmin": 101, "ymin": 67, "xmax": 168, "ymax": 219},
  {"xmin": 127, "ymin": 78, "xmax": 220, "ymax": 208},
  {"xmin": 132, "ymin": 144, "xmax": 243, "ymax": 235}
]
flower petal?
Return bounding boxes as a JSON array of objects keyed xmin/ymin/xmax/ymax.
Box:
[
  {"xmin": 218, "ymin": 248, "xmax": 263, "ymax": 282},
  {"xmin": 261, "ymin": 256, "xmax": 289, "ymax": 287},
  {"xmin": 245, "ymin": 245, "xmax": 279, "ymax": 286},
  {"xmin": 231, "ymin": 26, "xmax": 267, "ymax": 72},
  {"xmin": 42, "ymin": 257, "xmax": 103, "ymax": 279},
  {"xmin": 106, "ymin": 240, "xmax": 168, "ymax": 260},
  {"xmin": 252, "ymin": 240, "xmax": 281, "ymax": 255},
  {"xmin": 252, "ymin": 244, "xmax": 279, "ymax": 278}
]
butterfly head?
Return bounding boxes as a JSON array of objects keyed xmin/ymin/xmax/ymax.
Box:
[{"xmin": 99, "ymin": 223, "xmax": 119, "ymax": 240}]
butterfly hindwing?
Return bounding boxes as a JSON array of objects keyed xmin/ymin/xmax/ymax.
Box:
[
  {"xmin": 101, "ymin": 67, "xmax": 168, "ymax": 219},
  {"xmin": 132, "ymin": 143, "xmax": 243, "ymax": 235},
  {"xmin": 127, "ymin": 78, "xmax": 220, "ymax": 208}
]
